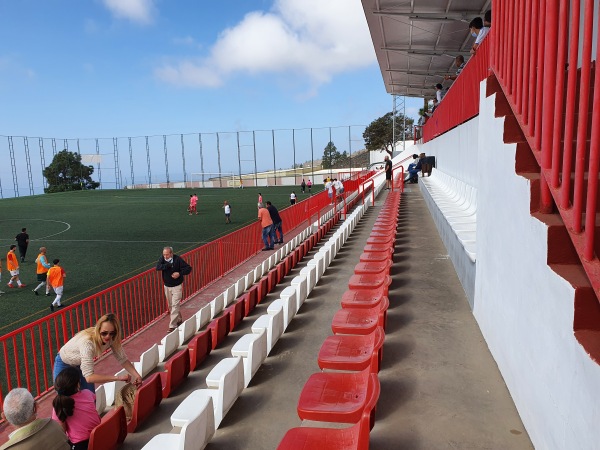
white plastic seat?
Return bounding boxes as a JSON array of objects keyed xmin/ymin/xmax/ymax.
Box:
[
  {"xmin": 290, "ymin": 275, "xmax": 307, "ymax": 311},
  {"xmin": 134, "ymin": 343, "xmax": 159, "ymax": 378},
  {"xmin": 231, "ymin": 330, "xmax": 267, "ymax": 387},
  {"xmin": 203, "ymin": 357, "xmax": 245, "ymax": 428},
  {"xmin": 211, "ymin": 293, "xmax": 225, "ymax": 318},
  {"xmin": 251, "ymin": 311, "xmax": 283, "ymax": 355},
  {"xmin": 300, "ymin": 265, "xmax": 316, "ymax": 295},
  {"xmin": 224, "ymin": 286, "xmax": 236, "ymax": 306},
  {"xmin": 195, "ymin": 304, "xmax": 212, "ymax": 331},
  {"xmin": 246, "ymin": 270, "xmax": 255, "ymax": 289},
  {"xmin": 235, "ymin": 276, "xmax": 246, "ymax": 298},
  {"xmin": 158, "ymin": 329, "xmax": 179, "ymax": 362},
  {"xmin": 268, "ymin": 296, "xmax": 294, "ymax": 332},
  {"xmin": 103, "ymin": 369, "xmax": 128, "ymax": 407},
  {"xmin": 178, "ymin": 316, "xmax": 196, "ymax": 346},
  {"xmin": 95, "ymin": 384, "xmax": 106, "ymax": 415},
  {"xmin": 143, "ymin": 391, "xmax": 214, "ymax": 450},
  {"xmin": 279, "ymin": 286, "xmax": 298, "ymax": 321}
]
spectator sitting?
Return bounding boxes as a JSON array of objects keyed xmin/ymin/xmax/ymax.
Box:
[
  {"xmin": 405, "ymin": 154, "xmax": 423, "ymax": 184},
  {"xmin": 0, "ymin": 388, "xmax": 70, "ymax": 450},
  {"xmin": 52, "ymin": 367, "xmax": 100, "ymax": 450},
  {"xmin": 445, "ymin": 55, "xmax": 466, "ymax": 81},
  {"xmin": 470, "ymin": 17, "xmax": 490, "ymax": 55}
]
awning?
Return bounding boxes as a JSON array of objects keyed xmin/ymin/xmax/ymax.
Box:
[{"xmin": 362, "ymin": 0, "xmax": 491, "ymax": 98}]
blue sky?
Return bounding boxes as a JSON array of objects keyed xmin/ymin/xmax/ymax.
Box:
[
  {"xmin": 0, "ymin": 0, "xmax": 422, "ymax": 137},
  {"xmin": 0, "ymin": 0, "xmax": 422, "ymax": 194}
]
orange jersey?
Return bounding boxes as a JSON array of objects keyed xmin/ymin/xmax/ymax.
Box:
[
  {"xmin": 47, "ymin": 266, "xmax": 65, "ymax": 288},
  {"xmin": 36, "ymin": 254, "xmax": 50, "ymax": 274},
  {"xmin": 6, "ymin": 251, "xmax": 18, "ymax": 271}
]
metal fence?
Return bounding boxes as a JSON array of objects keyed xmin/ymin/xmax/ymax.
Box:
[{"xmin": 0, "ymin": 126, "xmax": 368, "ymax": 197}]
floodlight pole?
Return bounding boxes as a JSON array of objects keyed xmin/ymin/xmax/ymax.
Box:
[
  {"xmin": 98, "ymin": 138, "xmax": 103, "ymax": 188},
  {"xmin": 145, "ymin": 136, "xmax": 151, "ymax": 188},
  {"xmin": 198, "ymin": 133, "xmax": 205, "ymax": 187},
  {"xmin": 216, "ymin": 132, "xmax": 222, "ymax": 188},
  {"xmin": 253, "ymin": 131, "xmax": 258, "ymax": 187},
  {"xmin": 236, "ymin": 131, "xmax": 242, "ymax": 185},
  {"xmin": 272, "ymin": 130, "xmax": 277, "ymax": 186}
]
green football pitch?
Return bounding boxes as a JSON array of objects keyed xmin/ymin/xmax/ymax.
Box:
[{"xmin": 0, "ymin": 186, "xmax": 318, "ymax": 334}]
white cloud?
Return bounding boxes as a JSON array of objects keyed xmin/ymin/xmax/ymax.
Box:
[
  {"xmin": 102, "ymin": 0, "xmax": 155, "ymax": 24},
  {"xmin": 155, "ymin": 0, "xmax": 376, "ymax": 90}
]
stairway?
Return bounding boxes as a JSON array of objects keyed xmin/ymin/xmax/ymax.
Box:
[{"xmin": 486, "ymin": 73, "xmax": 600, "ymax": 364}]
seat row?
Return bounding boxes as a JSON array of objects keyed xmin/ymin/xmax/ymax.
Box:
[
  {"xmin": 277, "ymin": 190, "xmax": 402, "ymax": 450},
  {"xmin": 140, "ymin": 199, "xmax": 370, "ymax": 449},
  {"xmin": 419, "ymin": 170, "xmax": 476, "ymax": 261},
  {"xmin": 86, "ymin": 203, "xmax": 346, "ymax": 450}
]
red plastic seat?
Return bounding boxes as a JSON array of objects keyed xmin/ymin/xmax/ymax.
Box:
[
  {"xmin": 246, "ymin": 287, "xmax": 259, "ymax": 315},
  {"xmin": 362, "ymin": 243, "xmax": 394, "ymax": 253},
  {"xmin": 366, "ymin": 236, "xmax": 394, "ymax": 246},
  {"xmin": 354, "ymin": 260, "xmax": 392, "ymax": 275},
  {"xmin": 89, "ymin": 405, "xmax": 127, "ymax": 450},
  {"xmin": 277, "ymin": 262, "xmax": 286, "ymax": 283},
  {"xmin": 341, "ymin": 288, "xmax": 386, "ymax": 309},
  {"xmin": 368, "ymin": 230, "xmax": 395, "ymax": 238},
  {"xmin": 318, "ymin": 327, "xmax": 385, "ymax": 373},
  {"xmin": 207, "ymin": 311, "xmax": 230, "ymax": 350},
  {"xmin": 258, "ymin": 276, "xmax": 270, "ymax": 303},
  {"xmin": 297, "ymin": 368, "xmax": 380, "ymax": 424},
  {"xmin": 160, "ymin": 348, "xmax": 191, "ymax": 399},
  {"xmin": 225, "ymin": 298, "xmax": 246, "ymax": 331},
  {"xmin": 359, "ymin": 251, "xmax": 392, "ymax": 263},
  {"xmin": 348, "ymin": 274, "xmax": 391, "ymax": 294},
  {"xmin": 277, "ymin": 372, "xmax": 379, "ymax": 450},
  {"xmin": 127, "ymin": 373, "xmax": 162, "ymax": 432},
  {"xmin": 188, "ymin": 329, "xmax": 211, "ymax": 371},
  {"xmin": 268, "ymin": 269, "xmax": 279, "ymax": 293},
  {"xmin": 332, "ymin": 307, "xmax": 381, "ymax": 335}
]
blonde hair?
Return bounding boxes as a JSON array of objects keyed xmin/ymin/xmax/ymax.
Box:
[{"xmin": 80, "ymin": 313, "xmax": 123, "ymax": 356}]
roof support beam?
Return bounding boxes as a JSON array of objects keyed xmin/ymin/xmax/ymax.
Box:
[
  {"xmin": 372, "ymin": 10, "xmax": 480, "ymax": 22},
  {"xmin": 386, "ymin": 69, "xmax": 446, "ymax": 77},
  {"xmin": 382, "ymin": 46, "xmax": 471, "ymax": 57}
]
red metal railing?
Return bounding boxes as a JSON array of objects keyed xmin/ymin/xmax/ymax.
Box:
[
  {"xmin": 422, "ymin": 37, "xmax": 491, "ymax": 142},
  {"xmin": 0, "ymin": 170, "xmax": 377, "ymax": 410},
  {"xmin": 491, "ymin": 1, "xmax": 600, "ymax": 296}
]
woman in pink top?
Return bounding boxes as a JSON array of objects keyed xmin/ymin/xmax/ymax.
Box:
[{"xmin": 52, "ymin": 366, "xmax": 101, "ymax": 450}]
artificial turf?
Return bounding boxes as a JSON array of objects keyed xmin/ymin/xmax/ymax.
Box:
[{"xmin": 0, "ymin": 186, "xmax": 319, "ymax": 334}]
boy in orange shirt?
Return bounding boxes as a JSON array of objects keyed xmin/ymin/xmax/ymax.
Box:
[
  {"xmin": 6, "ymin": 245, "xmax": 25, "ymax": 288},
  {"xmin": 48, "ymin": 259, "xmax": 66, "ymax": 312}
]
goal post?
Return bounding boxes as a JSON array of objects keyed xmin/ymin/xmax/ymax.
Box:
[{"xmin": 190, "ymin": 172, "xmax": 237, "ymax": 188}]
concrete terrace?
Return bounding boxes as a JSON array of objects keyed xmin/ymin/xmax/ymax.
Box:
[{"xmin": 1, "ymin": 187, "xmax": 533, "ymax": 449}]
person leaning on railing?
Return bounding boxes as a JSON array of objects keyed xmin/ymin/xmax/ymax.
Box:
[
  {"xmin": 444, "ymin": 55, "xmax": 466, "ymax": 81},
  {"xmin": 52, "ymin": 313, "xmax": 142, "ymax": 394},
  {"xmin": 469, "ymin": 16, "xmax": 490, "ymax": 55}
]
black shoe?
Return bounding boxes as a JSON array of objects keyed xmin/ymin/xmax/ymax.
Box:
[
  {"xmin": 46, "ymin": 293, "xmax": 51, "ymax": 296},
  {"xmin": 57, "ymin": 304, "xmax": 64, "ymax": 308},
  {"xmin": 33, "ymin": 290, "xmax": 39, "ymax": 296},
  {"xmin": 262, "ymin": 248, "xmax": 270, "ymax": 251},
  {"xmin": 50, "ymin": 304, "xmax": 54, "ymax": 312},
  {"xmin": 268, "ymin": 247, "xmax": 274, "ymax": 250}
]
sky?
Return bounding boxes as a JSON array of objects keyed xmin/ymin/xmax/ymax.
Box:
[{"xmin": 0, "ymin": 0, "xmax": 423, "ymax": 194}]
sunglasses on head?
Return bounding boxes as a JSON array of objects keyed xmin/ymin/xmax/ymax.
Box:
[{"xmin": 100, "ymin": 331, "xmax": 117, "ymax": 337}]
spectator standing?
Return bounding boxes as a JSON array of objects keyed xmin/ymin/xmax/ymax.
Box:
[
  {"xmin": 384, "ymin": 155, "xmax": 393, "ymax": 190},
  {"xmin": 445, "ymin": 55, "xmax": 466, "ymax": 81},
  {"xmin": 290, "ymin": 191, "xmax": 296, "ymax": 205},
  {"xmin": 33, "ymin": 247, "xmax": 51, "ymax": 296},
  {"xmin": 470, "ymin": 17, "xmax": 490, "ymax": 54},
  {"xmin": 48, "ymin": 259, "xmax": 66, "ymax": 311},
  {"xmin": 307, "ymin": 179, "xmax": 312, "ymax": 193},
  {"xmin": 53, "ymin": 313, "xmax": 142, "ymax": 393},
  {"xmin": 156, "ymin": 247, "xmax": 192, "ymax": 332},
  {"xmin": 300, "ymin": 179, "xmax": 306, "ymax": 193},
  {"xmin": 257, "ymin": 203, "xmax": 274, "ymax": 251},
  {"xmin": 0, "ymin": 388, "xmax": 70, "ymax": 450},
  {"xmin": 15, "ymin": 228, "xmax": 29, "ymax": 262},
  {"xmin": 223, "ymin": 201, "xmax": 232, "ymax": 224},
  {"xmin": 257, "ymin": 192, "xmax": 263, "ymax": 208},
  {"xmin": 266, "ymin": 201, "xmax": 284, "ymax": 245},
  {"xmin": 6, "ymin": 245, "xmax": 25, "ymax": 288},
  {"xmin": 52, "ymin": 367, "xmax": 100, "ymax": 450},
  {"xmin": 334, "ymin": 178, "xmax": 344, "ymax": 196},
  {"xmin": 484, "ymin": 10, "xmax": 491, "ymax": 27},
  {"xmin": 325, "ymin": 178, "xmax": 334, "ymax": 204}
]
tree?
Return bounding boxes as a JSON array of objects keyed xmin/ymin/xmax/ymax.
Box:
[
  {"xmin": 363, "ymin": 112, "xmax": 414, "ymax": 156},
  {"xmin": 43, "ymin": 149, "xmax": 100, "ymax": 193},
  {"xmin": 322, "ymin": 141, "xmax": 342, "ymax": 169}
]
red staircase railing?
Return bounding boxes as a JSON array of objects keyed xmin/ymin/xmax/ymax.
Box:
[
  {"xmin": 491, "ymin": 1, "xmax": 600, "ymax": 298},
  {"xmin": 0, "ymin": 170, "xmax": 377, "ymax": 411}
]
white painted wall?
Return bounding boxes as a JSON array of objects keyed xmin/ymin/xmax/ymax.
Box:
[{"xmin": 473, "ymin": 79, "xmax": 600, "ymax": 450}]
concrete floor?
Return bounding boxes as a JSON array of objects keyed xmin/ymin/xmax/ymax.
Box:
[{"xmin": 1, "ymin": 187, "xmax": 533, "ymax": 449}]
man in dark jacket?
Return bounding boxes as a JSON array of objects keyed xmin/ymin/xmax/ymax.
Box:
[
  {"xmin": 156, "ymin": 246, "xmax": 192, "ymax": 332},
  {"xmin": 266, "ymin": 201, "xmax": 284, "ymax": 245}
]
